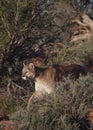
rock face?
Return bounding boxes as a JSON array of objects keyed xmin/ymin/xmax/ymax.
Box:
[{"xmin": 0, "ymin": 114, "xmax": 17, "ymax": 130}]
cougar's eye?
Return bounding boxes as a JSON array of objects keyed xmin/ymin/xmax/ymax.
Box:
[{"xmin": 25, "ymin": 72, "xmax": 29, "ymax": 75}]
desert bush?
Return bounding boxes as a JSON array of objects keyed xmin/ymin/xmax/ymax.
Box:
[
  {"xmin": 77, "ymin": 39, "xmax": 93, "ymax": 66},
  {"xmin": 10, "ymin": 74, "xmax": 93, "ymax": 130},
  {"xmin": 0, "ymin": 86, "xmax": 28, "ymax": 114},
  {"xmin": 0, "ymin": 94, "xmax": 17, "ymax": 114},
  {"xmin": 51, "ymin": 38, "xmax": 93, "ymax": 65}
]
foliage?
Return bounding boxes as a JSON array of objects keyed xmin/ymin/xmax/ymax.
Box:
[
  {"xmin": 0, "ymin": 1, "xmax": 93, "ymax": 129},
  {"xmin": 0, "ymin": 0, "xmax": 55, "ymax": 86},
  {"xmin": 10, "ymin": 74, "xmax": 93, "ymax": 130},
  {"xmin": 0, "ymin": 0, "xmax": 62, "ymax": 71},
  {"xmin": 0, "ymin": 0, "xmax": 53, "ymax": 41},
  {"xmin": 76, "ymin": 39, "xmax": 93, "ymax": 66},
  {"xmin": 0, "ymin": 0, "xmax": 75, "ymax": 87},
  {"xmin": 0, "ymin": 94, "xmax": 17, "ymax": 114}
]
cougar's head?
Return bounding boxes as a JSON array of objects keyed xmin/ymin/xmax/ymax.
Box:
[{"xmin": 22, "ymin": 63, "xmax": 35, "ymax": 80}]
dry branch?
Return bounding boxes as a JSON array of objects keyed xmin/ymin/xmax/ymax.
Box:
[
  {"xmin": 7, "ymin": 79, "xmax": 27, "ymax": 96},
  {"xmin": 69, "ymin": 13, "xmax": 93, "ymax": 42}
]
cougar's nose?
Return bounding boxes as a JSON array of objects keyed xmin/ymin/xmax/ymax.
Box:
[
  {"xmin": 22, "ymin": 75, "xmax": 27, "ymax": 80},
  {"xmin": 22, "ymin": 77, "xmax": 27, "ymax": 80}
]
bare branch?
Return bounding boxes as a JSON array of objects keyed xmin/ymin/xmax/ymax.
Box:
[
  {"xmin": 69, "ymin": 13, "xmax": 93, "ymax": 43},
  {"xmin": 70, "ymin": 32, "xmax": 91, "ymax": 42}
]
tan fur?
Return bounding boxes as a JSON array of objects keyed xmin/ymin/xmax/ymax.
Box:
[
  {"xmin": 24, "ymin": 57, "xmax": 43, "ymax": 67},
  {"xmin": 22, "ymin": 62, "xmax": 87, "ymax": 110}
]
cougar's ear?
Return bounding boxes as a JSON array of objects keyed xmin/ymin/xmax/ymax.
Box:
[
  {"xmin": 23, "ymin": 59, "xmax": 27, "ymax": 66},
  {"xmin": 29, "ymin": 63, "xmax": 35, "ymax": 70},
  {"xmin": 23, "ymin": 62, "xmax": 26, "ymax": 66}
]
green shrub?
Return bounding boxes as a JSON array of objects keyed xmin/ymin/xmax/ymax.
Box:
[
  {"xmin": 0, "ymin": 95, "xmax": 16, "ymax": 114},
  {"xmin": 77, "ymin": 39, "xmax": 93, "ymax": 66},
  {"xmin": 11, "ymin": 74, "xmax": 93, "ymax": 130}
]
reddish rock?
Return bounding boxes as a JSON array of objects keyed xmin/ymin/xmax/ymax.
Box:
[
  {"xmin": 0, "ymin": 120, "xmax": 17, "ymax": 130},
  {"xmin": 0, "ymin": 114, "xmax": 17, "ymax": 130}
]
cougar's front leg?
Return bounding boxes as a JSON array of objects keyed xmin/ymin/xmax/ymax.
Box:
[{"xmin": 27, "ymin": 91, "xmax": 45, "ymax": 110}]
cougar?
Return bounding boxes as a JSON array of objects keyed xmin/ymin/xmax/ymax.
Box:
[{"xmin": 22, "ymin": 60, "xmax": 87, "ymax": 110}]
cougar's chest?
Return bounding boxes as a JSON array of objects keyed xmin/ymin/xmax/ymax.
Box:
[{"xmin": 35, "ymin": 78, "xmax": 54, "ymax": 94}]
